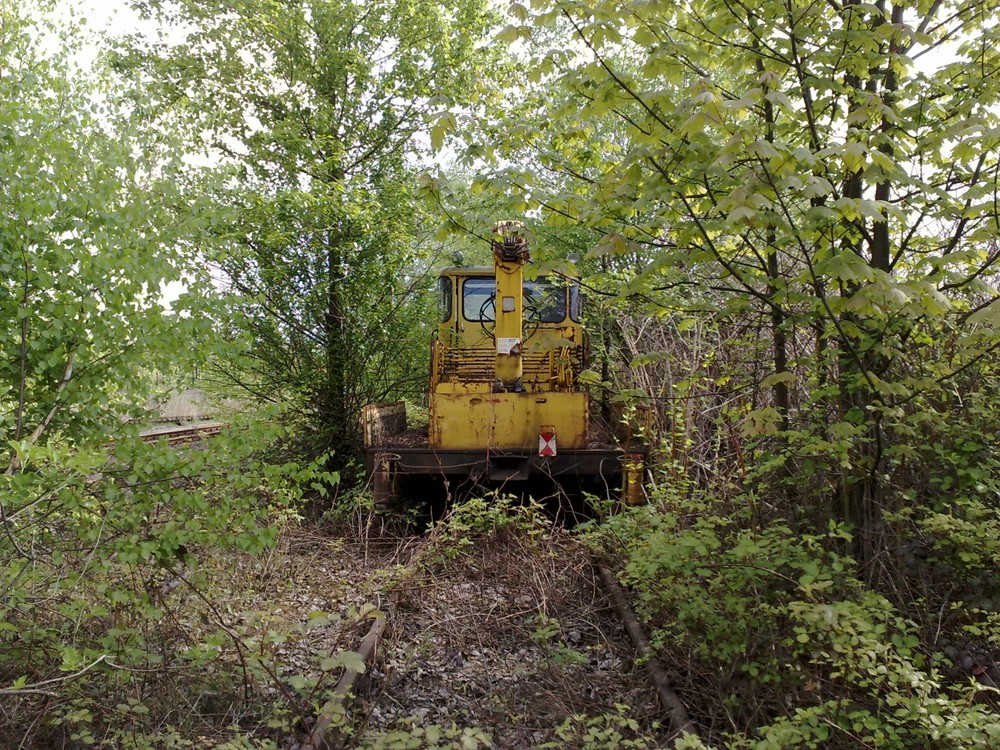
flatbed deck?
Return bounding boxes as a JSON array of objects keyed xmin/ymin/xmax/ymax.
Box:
[{"xmin": 365, "ymin": 443, "xmax": 630, "ymax": 478}]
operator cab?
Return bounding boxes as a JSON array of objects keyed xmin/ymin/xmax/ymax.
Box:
[
  {"xmin": 436, "ymin": 267, "xmax": 582, "ymax": 351},
  {"xmin": 432, "ymin": 267, "xmax": 586, "ymax": 392}
]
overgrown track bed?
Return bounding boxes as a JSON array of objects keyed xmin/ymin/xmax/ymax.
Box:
[
  {"xmin": 296, "ymin": 508, "xmax": 671, "ymax": 750},
  {"xmin": 5, "ymin": 507, "xmax": 677, "ymax": 748}
]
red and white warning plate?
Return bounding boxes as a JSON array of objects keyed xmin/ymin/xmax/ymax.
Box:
[{"xmin": 538, "ymin": 431, "xmax": 557, "ymax": 457}]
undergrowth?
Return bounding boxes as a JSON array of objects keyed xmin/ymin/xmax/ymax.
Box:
[{"xmin": 589, "ymin": 482, "xmax": 1000, "ymax": 749}]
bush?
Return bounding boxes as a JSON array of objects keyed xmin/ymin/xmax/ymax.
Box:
[
  {"xmin": 593, "ymin": 485, "xmax": 1000, "ymax": 749},
  {"xmin": 0, "ymin": 411, "xmax": 338, "ymax": 747}
]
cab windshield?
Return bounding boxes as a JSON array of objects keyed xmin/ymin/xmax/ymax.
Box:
[{"xmin": 461, "ymin": 277, "xmax": 569, "ymax": 323}]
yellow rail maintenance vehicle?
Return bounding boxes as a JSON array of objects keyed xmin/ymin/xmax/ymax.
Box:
[{"xmin": 363, "ymin": 221, "xmax": 646, "ymax": 511}]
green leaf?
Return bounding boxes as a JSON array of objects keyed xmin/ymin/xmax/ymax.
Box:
[{"xmin": 330, "ymin": 650, "xmax": 367, "ymax": 674}]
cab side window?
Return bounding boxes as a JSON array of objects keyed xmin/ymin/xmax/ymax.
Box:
[
  {"xmin": 462, "ymin": 278, "xmax": 496, "ymax": 321},
  {"xmin": 439, "ymin": 277, "xmax": 453, "ymax": 322}
]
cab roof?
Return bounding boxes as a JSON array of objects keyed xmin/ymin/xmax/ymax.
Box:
[{"xmin": 438, "ymin": 266, "xmax": 494, "ymax": 277}]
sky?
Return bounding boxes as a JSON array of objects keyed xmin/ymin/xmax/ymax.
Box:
[
  {"xmin": 50, "ymin": 0, "xmax": 164, "ymax": 71},
  {"xmin": 64, "ymin": 0, "xmax": 143, "ymax": 35}
]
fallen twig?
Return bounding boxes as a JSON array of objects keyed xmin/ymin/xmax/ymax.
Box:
[{"xmin": 0, "ymin": 654, "xmax": 108, "ymax": 698}]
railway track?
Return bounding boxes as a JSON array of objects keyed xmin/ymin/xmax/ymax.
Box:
[
  {"xmin": 128, "ymin": 421, "xmax": 693, "ymax": 747},
  {"xmin": 139, "ymin": 422, "xmax": 224, "ymax": 446},
  {"xmin": 295, "ymin": 528, "xmax": 695, "ymax": 750}
]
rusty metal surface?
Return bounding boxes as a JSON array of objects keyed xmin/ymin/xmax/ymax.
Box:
[
  {"xmin": 364, "ymin": 446, "xmax": 630, "ymax": 478},
  {"xmin": 361, "ymin": 401, "xmax": 407, "ymax": 449}
]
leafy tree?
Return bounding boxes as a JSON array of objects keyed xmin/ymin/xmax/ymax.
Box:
[
  {"xmin": 487, "ymin": 0, "xmax": 1000, "ymax": 560},
  {"xmin": 459, "ymin": 3, "xmax": 1000, "ymax": 744},
  {"xmin": 1, "ymin": 8, "xmax": 342, "ymax": 745},
  {"xmin": 0, "ymin": 2, "xmax": 206, "ymax": 459},
  {"xmin": 115, "ymin": 0, "xmax": 504, "ymax": 470}
]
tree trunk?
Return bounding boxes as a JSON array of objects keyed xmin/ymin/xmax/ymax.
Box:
[{"xmin": 322, "ymin": 227, "xmax": 353, "ymax": 471}]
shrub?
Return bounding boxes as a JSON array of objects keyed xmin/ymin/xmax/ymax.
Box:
[{"xmin": 593, "ymin": 486, "xmax": 1000, "ymax": 749}]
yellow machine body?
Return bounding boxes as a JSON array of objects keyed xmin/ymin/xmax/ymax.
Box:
[
  {"xmin": 363, "ymin": 222, "xmax": 645, "ymax": 508},
  {"xmin": 429, "ymin": 389, "xmax": 589, "ymax": 450},
  {"xmin": 429, "ymin": 228, "xmax": 590, "ymax": 453}
]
